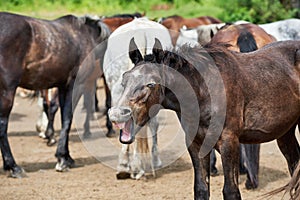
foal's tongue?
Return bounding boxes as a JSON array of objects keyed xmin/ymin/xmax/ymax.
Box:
[{"xmin": 120, "ymin": 120, "xmax": 132, "ymax": 143}]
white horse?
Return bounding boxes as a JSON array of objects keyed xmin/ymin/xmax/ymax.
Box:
[
  {"xmin": 176, "ymin": 21, "xmax": 250, "ymax": 47},
  {"xmin": 103, "ymin": 17, "xmax": 173, "ymax": 179},
  {"xmin": 259, "ymin": 18, "xmax": 300, "ymax": 41},
  {"xmin": 175, "ymin": 26, "xmax": 199, "ymax": 48}
]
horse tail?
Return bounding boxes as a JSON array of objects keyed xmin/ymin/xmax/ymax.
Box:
[
  {"xmin": 237, "ymin": 30, "xmax": 258, "ymax": 53},
  {"xmin": 263, "ymin": 161, "xmax": 300, "ymax": 200}
]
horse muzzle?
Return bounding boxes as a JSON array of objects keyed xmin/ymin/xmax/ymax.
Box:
[{"xmin": 108, "ymin": 106, "xmax": 132, "ymax": 123}]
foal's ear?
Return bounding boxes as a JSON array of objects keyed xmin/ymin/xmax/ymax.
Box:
[
  {"xmin": 152, "ymin": 38, "xmax": 164, "ymax": 63},
  {"xmin": 129, "ymin": 38, "xmax": 143, "ymax": 65}
]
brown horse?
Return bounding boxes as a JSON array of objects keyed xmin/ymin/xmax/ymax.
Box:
[
  {"xmin": 109, "ymin": 38, "xmax": 300, "ymax": 200},
  {"xmin": 0, "ymin": 12, "xmax": 110, "ymax": 177},
  {"xmin": 208, "ymin": 22, "xmax": 277, "ymax": 189},
  {"xmin": 210, "ymin": 23, "xmax": 277, "ymax": 52},
  {"xmin": 160, "ymin": 15, "xmax": 222, "ymax": 45},
  {"xmin": 102, "ymin": 12, "xmax": 144, "ymax": 32}
]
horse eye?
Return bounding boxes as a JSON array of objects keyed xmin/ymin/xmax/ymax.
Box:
[{"xmin": 146, "ymin": 83, "xmax": 155, "ymax": 88}]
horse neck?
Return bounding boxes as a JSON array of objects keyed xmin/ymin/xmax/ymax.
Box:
[{"xmin": 159, "ymin": 58, "xmax": 207, "ymax": 121}]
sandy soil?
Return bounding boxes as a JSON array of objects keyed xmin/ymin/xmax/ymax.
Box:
[{"xmin": 0, "ymin": 87, "xmax": 297, "ymax": 200}]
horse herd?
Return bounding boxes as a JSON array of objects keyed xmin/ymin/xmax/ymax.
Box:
[{"xmin": 0, "ymin": 11, "xmax": 299, "ymax": 200}]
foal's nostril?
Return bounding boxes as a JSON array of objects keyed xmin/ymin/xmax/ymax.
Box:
[{"xmin": 121, "ymin": 108, "xmax": 131, "ymax": 115}]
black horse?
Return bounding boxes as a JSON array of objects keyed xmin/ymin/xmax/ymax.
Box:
[
  {"xmin": 0, "ymin": 12, "xmax": 110, "ymax": 177},
  {"xmin": 109, "ymin": 38, "xmax": 300, "ymax": 199}
]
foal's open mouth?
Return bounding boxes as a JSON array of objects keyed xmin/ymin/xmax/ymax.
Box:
[{"xmin": 115, "ymin": 118, "xmax": 135, "ymax": 144}]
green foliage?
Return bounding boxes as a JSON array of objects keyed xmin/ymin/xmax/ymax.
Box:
[
  {"xmin": 215, "ymin": 0, "xmax": 296, "ymax": 23},
  {"xmin": 0, "ymin": 0, "xmax": 297, "ymax": 22}
]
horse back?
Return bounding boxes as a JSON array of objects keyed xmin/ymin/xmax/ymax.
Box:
[{"xmin": 0, "ymin": 12, "xmax": 91, "ymax": 89}]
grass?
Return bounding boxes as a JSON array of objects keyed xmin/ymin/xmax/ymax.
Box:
[
  {"xmin": 0, "ymin": 0, "xmax": 224, "ymax": 19},
  {"xmin": 0, "ymin": 0, "xmax": 295, "ymax": 22}
]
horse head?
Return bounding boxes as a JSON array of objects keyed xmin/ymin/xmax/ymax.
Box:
[
  {"xmin": 81, "ymin": 15, "xmax": 111, "ymax": 42},
  {"xmin": 108, "ymin": 38, "xmax": 165, "ymax": 144}
]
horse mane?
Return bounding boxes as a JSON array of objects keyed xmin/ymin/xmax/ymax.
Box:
[
  {"xmin": 106, "ymin": 12, "xmax": 143, "ymax": 19},
  {"xmin": 160, "ymin": 44, "xmax": 234, "ymax": 74}
]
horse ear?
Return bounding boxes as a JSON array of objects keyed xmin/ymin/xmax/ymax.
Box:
[
  {"xmin": 129, "ymin": 38, "xmax": 143, "ymax": 65},
  {"xmin": 153, "ymin": 38, "xmax": 164, "ymax": 63}
]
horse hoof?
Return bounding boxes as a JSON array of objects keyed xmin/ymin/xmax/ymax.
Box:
[
  {"xmin": 83, "ymin": 131, "xmax": 92, "ymax": 139},
  {"xmin": 38, "ymin": 132, "xmax": 47, "ymax": 139},
  {"xmin": 245, "ymin": 179, "xmax": 258, "ymax": 190},
  {"xmin": 153, "ymin": 157, "xmax": 162, "ymax": 169},
  {"xmin": 55, "ymin": 157, "xmax": 75, "ymax": 172},
  {"xmin": 9, "ymin": 166, "xmax": 27, "ymax": 178},
  {"xmin": 211, "ymin": 167, "xmax": 219, "ymax": 177},
  {"xmin": 131, "ymin": 170, "xmax": 145, "ymax": 180},
  {"xmin": 47, "ymin": 138, "xmax": 56, "ymax": 146},
  {"xmin": 239, "ymin": 166, "xmax": 248, "ymax": 175},
  {"xmin": 106, "ymin": 130, "xmax": 115, "ymax": 138},
  {"xmin": 116, "ymin": 171, "xmax": 131, "ymax": 179}
]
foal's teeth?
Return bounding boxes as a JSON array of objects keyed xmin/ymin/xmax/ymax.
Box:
[{"xmin": 115, "ymin": 122, "xmax": 126, "ymax": 129}]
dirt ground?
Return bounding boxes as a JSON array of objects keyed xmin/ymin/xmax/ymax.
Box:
[{"xmin": 0, "ymin": 87, "xmax": 297, "ymax": 200}]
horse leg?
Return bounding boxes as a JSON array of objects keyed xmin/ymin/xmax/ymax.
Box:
[
  {"xmin": 130, "ymin": 139, "xmax": 145, "ymax": 180},
  {"xmin": 241, "ymin": 143, "xmax": 260, "ymax": 189},
  {"xmin": 149, "ymin": 116, "xmax": 162, "ymax": 170},
  {"xmin": 129, "ymin": 126, "xmax": 149, "ymax": 180},
  {"xmin": 186, "ymin": 134, "xmax": 210, "ymax": 200},
  {"xmin": 219, "ymin": 130, "xmax": 241, "ymax": 200},
  {"xmin": 36, "ymin": 92, "xmax": 48, "ymax": 138},
  {"xmin": 239, "ymin": 145, "xmax": 247, "ymax": 175},
  {"xmin": 210, "ymin": 149, "xmax": 218, "ymax": 176},
  {"xmin": 83, "ymin": 90, "xmax": 94, "ymax": 138},
  {"xmin": 103, "ymin": 77, "xmax": 115, "ymax": 137},
  {"xmin": 44, "ymin": 89, "xmax": 59, "ymax": 146},
  {"xmin": 94, "ymin": 89, "xmax": 99, "ymax": 112},
  {"xmin": 276, "ymin": 124, "xmax": 300, "ymax": 175},
  {"xmin": 0, "ymin": 89, "xmax": 25, "ymax": 177},
  {"xmin": 116, "ymin": 144, "xmax": 131, "ymax": 179},
  {"xmin": 55, "ymin": 83, "xmax": 81, "ymax": 172}
]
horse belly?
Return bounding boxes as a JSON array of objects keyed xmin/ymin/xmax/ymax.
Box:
[{"xmin": 240, "ymin": 104, "xmax": 300, "ymax": 143}]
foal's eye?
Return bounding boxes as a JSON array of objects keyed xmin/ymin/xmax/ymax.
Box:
[{"xmin": 146, "ymin": 83, "xmax": 156, "ymax": 88}]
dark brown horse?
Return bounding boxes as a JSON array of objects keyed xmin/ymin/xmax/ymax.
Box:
[
  {"xmin": 160, "ymin": 15, "xmax": 222, "ymax": 45},
  {"xmin": 39, "ymin": 12, "xmax": 144, "ymax": 144},
  {"xmin": 208, "ymin": 22, "xmax": 277, "ymax": 189},
  {"xmin": 0, "ymin": 12, "xmax": 110, "ymax": 177},
  {"xmin": 109, "ymin": 38, "xmax": 300, "ymax": 200}
]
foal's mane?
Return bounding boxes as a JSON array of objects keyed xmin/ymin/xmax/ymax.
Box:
[{"xmin": 159, "ymin": 44, "xmax": 234, "ymax": 74}]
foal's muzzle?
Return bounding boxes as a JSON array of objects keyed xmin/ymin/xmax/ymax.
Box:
[{"xmin": 108, "ymin": 106, "xmax": 132, "ymax": 123}]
